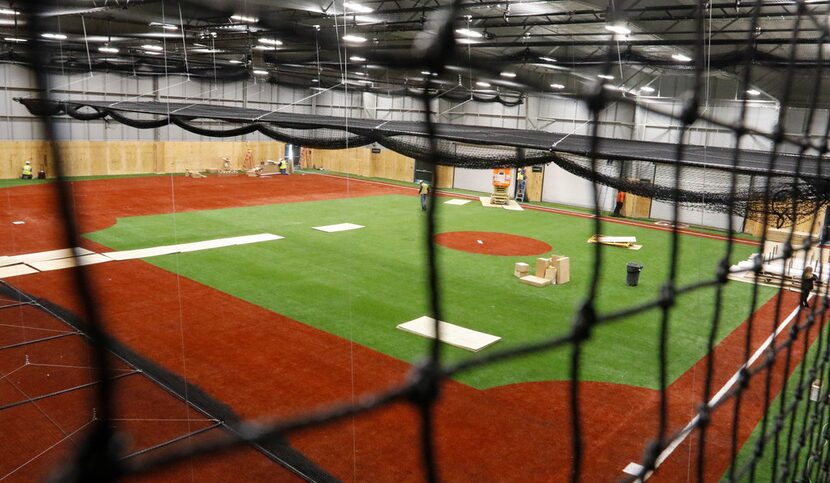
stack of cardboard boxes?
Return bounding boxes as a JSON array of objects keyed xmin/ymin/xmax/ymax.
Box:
[{"xmin": 515, "ymin": 255, "xmax": 571, "ymax": 287}]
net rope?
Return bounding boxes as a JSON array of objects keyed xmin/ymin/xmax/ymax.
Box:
[{"xmin": 9, "ymin": 0, "xmax": 830, "ymax": 481}]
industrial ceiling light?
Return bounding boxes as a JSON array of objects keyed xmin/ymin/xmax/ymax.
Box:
[
  {"xmin": 141, "ymin": 44, "xmax": 163, "ymax": 51},
  {"xmin": 539, "ymin": 56, "xmax": 556, "ymax": 62},
  {"xmin": 149, "ymin": 22, "xmax": 178, "ymax": 30},
  {"xmin": 457, "ymin": 38, "xmax": 479, "ymax": 45},
  {"xmin": 597, "ymin": 74, "xmax": 614, "ymax": 80},
  {"xmin": 550, "ymin": 83, "xmax": 565, "ymax": 89},
  {"xmin": 342, "ymin": 34, "xmax": 367, "ymax": 43},
  {"xmin": 350, "ymin": 55, "xmax": 366, "ymax": 61},
  {"xmin": 258, "ymin": 38, "xmax": 283, "ymax": 46},
  {"xmin": 144, "ymin": 51, "xmax": 161, "ymax": 55},
  {"xmin": 253, "ymin": 69, "xmax": 269, "ymax": 75},
  {"xmin": 746, "ymin": 89, "xmax": 761, "ymax": 96},
  {"xmin": 228, "ymin": 59, "xmax": 243, "ymax": 64},
  {"xmin": 343, "ymin": 2, "xmax": 373, "ymax": 13},
  {"xmin": 41, "ymin": 33, "xmax": 67, "ymax": 40},
  {"xmin": 605, "ymin": 24, "xmax": 631, "ymax": 35},
  {"xmin": 230, "ymin": 14, "xmax": 259, "ymax": 23},
  {"xmin": 640, "ymin": 86, "xmax": 655, "ymax": 93},
  {"xmin": 4, "ymin": 37, "xmax": 27, "ymax": 42},
  {"xmin": 671, "ymin": 53, "xmax": 692, "ymax": 62},
  {"xmin": 500, "ymin": 71, "xmax": 517, "ymax": 78},
  {"xmin": 455, "ymin": 28, "xmax": 483, "ymax": 38},
  {"xmin": 476, "ymin": 81, "xmax": 491, "ymax": 87},
  {"xmin": 98, "ymin": 45, "xmax": 119, "ymax": 54},
  {"xmin": 0, "ymin": 8, "xmax": 19, "ymax": 15}
]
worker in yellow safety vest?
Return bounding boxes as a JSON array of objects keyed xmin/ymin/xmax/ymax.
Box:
[
  {"xmin": 516, "ymin": 168, "xmax": 526, "ymax": 201},
  {"xmin": 21, "ymin": 161, "xmax": 32, "ymax": 180},
  {"xmin": 279, "ymin": 159, "xmax": 288, "ymax": 175},
  {"xmin": 418, "ymin": 180, "xmax": 430, "ymax": 211}
]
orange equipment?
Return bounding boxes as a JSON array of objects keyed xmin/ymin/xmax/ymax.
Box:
[{"xmin": 492, "ymin": 168, "xmax": 512, "ymax": 188}]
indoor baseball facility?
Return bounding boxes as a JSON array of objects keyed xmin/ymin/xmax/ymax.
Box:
[{"xmin": 1, "ymin": 0, "xmax": 829, "ymax": 481}]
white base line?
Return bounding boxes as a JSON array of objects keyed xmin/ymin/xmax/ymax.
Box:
[{"xmin": 626, "ymin": 294, "xmax": 812, "ymax": 481}]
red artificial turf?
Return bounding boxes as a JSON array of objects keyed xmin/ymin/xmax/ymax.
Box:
[{"xmin": 434, "ymin": 231, "xmax": 553, "ymax": 256}]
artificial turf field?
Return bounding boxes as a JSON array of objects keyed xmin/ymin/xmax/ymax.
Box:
[
  {"xmin": 87, "ymin": 192, "xmax": 773, "ymax": 390},
  {"xmin": 0, "ymin": 172, "xmax": 825, "ymax": 482}
]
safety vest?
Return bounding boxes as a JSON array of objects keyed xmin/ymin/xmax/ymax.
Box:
[
  {"xmin": 279, "ymin": 160, "xmax": 287, "ymax": 169},
  {"xmin": 419, "ymin": 183, "xmax": 429, "ymax": 195},
  {"xmin": 22, "ymin": 164, "xmax": 32, "ymax": 176},
  {"xmin": 617, "ymin": 191, "xmax": 626, "ymax": 203},
  {"xmin": 517, "ymin": 170, "xmax": 525, "ymax": 181}
]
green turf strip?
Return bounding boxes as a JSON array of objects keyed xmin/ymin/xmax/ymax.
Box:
[
  {"xmin": 0, "ymin": 173, "xmax": 172, "ymax": 188},
  {"xmin": 85, "ymin": 194, "xmax": 775, "ymax": 390}
]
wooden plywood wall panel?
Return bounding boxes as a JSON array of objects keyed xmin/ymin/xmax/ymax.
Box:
[
  {"xmin": 743, "ymin": 202, "xmax": 826, "ymax": 237},
  {"xmin": 622, "ymin": 193, "xmax": 652, "ymax": 219},
  {"xmin": 372, "ymin": 149, "xmax": 413, "ymax": 182},
  {"xmin": 524, "ymin": 167, "xmax": 544, "ymax": 202},
  {"xmin": 435, "ymin": 165, "xmax": 454, "ymax": 188}
]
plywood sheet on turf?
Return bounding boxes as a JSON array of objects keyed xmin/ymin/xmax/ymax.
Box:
[
  {"xmin": 397, "ymin": 316, "xmax": 501, "ymax": 352},
  {"xmin": 102, "ymin": 246, "xmax": 181, "ymax": 261},
  {"xmin": 312, "ymin": 223, "xmax": 365, "ymax": 233},
  {"xmin": 0, "ymin": 265, "xmax": 38, "ymax": 279},
  {"xmin": 27, "ymin": 254, "xmax": 111, "ymax": 272},
  {"xmin": 504, "ymin": 200, "xmax": 524, "ymax": 211},
  {"xmin": 444, "ymin": 199, "xmax": 471, "ymax": 206},
  {"xmin": 176, "ymin": 233, "xmax": 284, "ymax": 253},
  {"xmin": 13, "ymin": 248, "xmax": 93, "ymax": 263}
]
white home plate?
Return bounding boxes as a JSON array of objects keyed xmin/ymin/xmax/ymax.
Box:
[
  {"xmin": 313, "ymin": 223, "xmax": 365, "ymax": 233},
  {"xmin": 444, "ymin": 199, "xmax": 471, "ymax": 205},
  {"xmin": 397, "ymin": 316, "xmax": 501, "ymax": 352}
]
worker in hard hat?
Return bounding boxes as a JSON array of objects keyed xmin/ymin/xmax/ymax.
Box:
[
  {"xmin": 20, "ymin": 161, "xmax": 32, "ymax": 180},
  {"xmin": 279, "ymin": 158, "xmax": 288, "ymax": 175}
]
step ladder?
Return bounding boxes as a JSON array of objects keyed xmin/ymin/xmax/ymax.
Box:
[{"xmin": 515, "ymin": 180, "xmax": 526, "ymax": 202}]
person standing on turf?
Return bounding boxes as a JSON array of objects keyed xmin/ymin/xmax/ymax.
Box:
[
  {"xmin": 613, "ymin": 190, "xmax": 626, "ymax": 217},
  {"xmin": 801, "ymin": 266, "xmax": 817, "ymax": 308},
  {"xmin": 418, "ymin": 180, "xmax": 430, "ymax": 211},
  {"xmin": 279, "ymin": 159, "xmax": 288, "ymax": 175}
]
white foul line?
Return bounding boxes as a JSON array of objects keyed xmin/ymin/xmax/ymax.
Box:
[{"xmin": 624, "ymin": 294, "xmax": 812, "ymax": 480}]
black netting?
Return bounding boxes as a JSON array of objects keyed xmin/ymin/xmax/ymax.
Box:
[{"xmin": 9, "ymin": 0, "xmax": 830, "ymax": 482}]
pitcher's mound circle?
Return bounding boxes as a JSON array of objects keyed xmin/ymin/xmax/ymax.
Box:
[{"xmin": 434, "ymin": 231, "xmax": 551, "ymax": 256}]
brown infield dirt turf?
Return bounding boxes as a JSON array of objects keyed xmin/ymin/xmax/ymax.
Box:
[
  {"xmin": 434, "ymin": 231, "xmax": 553, "ymax": 256},
  {"xmin": 0, "ymin": 174, "xmax": 823, "ymax": 482}
]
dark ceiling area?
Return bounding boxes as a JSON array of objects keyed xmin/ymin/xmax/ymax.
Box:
[{"xmin": 3, "ymin": 1, "xmax": 830, "ymax": 105}]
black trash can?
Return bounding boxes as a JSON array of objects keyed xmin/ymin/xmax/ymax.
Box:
[{"xmin": 626, "ymin": 262, "xmax": 644, "ymax": 286}]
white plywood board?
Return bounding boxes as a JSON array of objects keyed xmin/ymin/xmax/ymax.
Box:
[
  {"xmin": 103, "ymin": 233, "xmax": 284, "ymax": 260},
  {"xmin": 397, "ymin": 316, "xmax": 501, "ymax": 352},
  {"xmin": 177, "ymin": 233, "xmax": 283, "ymax": 252},
  {"xmin": 28, "ymin": 254, "xmax": 112, "ymax": 272},
  {"xmin": 0, "ymin": 264, "xmax": 39, "ymax": 279},
  {"xmin": 596, "ymin": 236, "xmax": 638, "ymax": 243},
  {"xmin": 14, "ymin": 247, "xmax": 93, "ymax": 263},
  {"xmin": 102, "ymin": 245, "xmax": 180, "ymax": 261},
  {"xmin": 444, "ymin": 199, "xmax": 471, "ymax": 205},
  {"xmin": 0, "ymin": 256, "xmax": 21, "ymax": 268},
  {"xmin": 312, "ymin": 223, "xmax": 365, "ymax": 233},
  {"xmin": 504, "ymin": 200, "xmax": 524, "ymax": 211}
]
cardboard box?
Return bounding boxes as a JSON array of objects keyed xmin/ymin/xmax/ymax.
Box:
[
  {"xmin": 535, "ymin": 258, "xmax": 550, "ymax": 278},
  {"xmin": 520, "ymin": 275, "xmax": 552, "ymax": 287},
  {"xmin": 544, "ymin": 266, "xmax": 557, "ymax": 283},
  {"xmin": 555, "ymin": 256, "xmax": 570, "ymax": 284},
  {"xmin": 514, "ymin": 262, "xmax": 530, "ymax": 278}
]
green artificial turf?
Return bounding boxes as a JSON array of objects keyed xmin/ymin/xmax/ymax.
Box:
[{"xmin": 85, "ymin": 193, "xmax": 775, "ymax": 390}]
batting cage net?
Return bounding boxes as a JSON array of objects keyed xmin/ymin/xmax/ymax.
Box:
[{"xmin": 5, "ymin": 0, "xmax": 830, "ymax": 482}]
